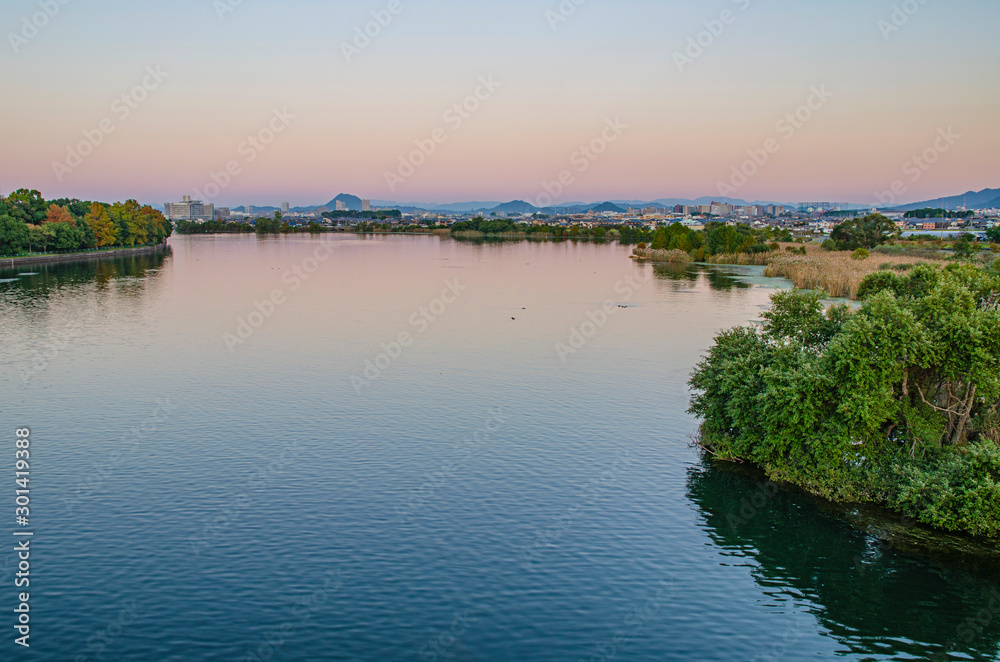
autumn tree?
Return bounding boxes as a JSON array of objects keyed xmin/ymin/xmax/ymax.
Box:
[
  {"xmin": 44, "ymin": 204, "xmax": 76, "ymax": 226},
  {"xmin": 86, "ymin": 203, "xmax": 117, "ymax": 247}
]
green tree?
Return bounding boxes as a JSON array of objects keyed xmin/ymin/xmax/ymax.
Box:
[
  {"xmin": 6, "ymin": 189, "xmax": 48, "ymax": 226},
  {"xmin": 987, "ymin": 227, "xmax": 1000, "ymax": 244},
  {"xmin": 0, "ymin": 215, "xmax": 28, "ymax": 256},
  {"xmin": 831, "ymin": 214, "xmax": 899, "ymax": 250}
]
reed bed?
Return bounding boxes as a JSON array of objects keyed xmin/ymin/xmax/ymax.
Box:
[
  {"xmin": 763, "ymin": 245, "xmax": 948, "ymax": 299},
  {"xmin": 707, "ymin": 252, "xmax": 772, "ymax": 266},
  {"xmin": 631, "ymin": 248, "xmax": 693, "ymax": 263}
]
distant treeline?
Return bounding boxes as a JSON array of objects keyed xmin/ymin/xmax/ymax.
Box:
[
  {"xmin": 175, "ymin": 215, "xmax": 326, "ymax": 235},
  {"xmin": 322, "ymin": 210, "xmax": 402, "ymax": 220},
  {"xmin": 0, "ymin": 188, "xmax": 172, "ymax": 257},
  {"xmin": 904, "ymin": 208, "xmax": 975, "ymax": 219},
  {"xmin": 449, "ymin": 217, "xmax": 653, "ymax": 243}
]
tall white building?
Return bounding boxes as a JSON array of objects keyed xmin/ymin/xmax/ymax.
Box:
[
  {"xmin": 361, "ymin": 199, "xmax": 371, "ymax": 212},
  {"xmin": 336, "ymin": 200, "xmax": 348, "ymax": 211},
  {"xmin": 165, "ymin": 195, "xmax": 214, "ymax": 222},
  {"xmin": 282, "ymin": 201, "xmax": 290, "ymax": 214}
]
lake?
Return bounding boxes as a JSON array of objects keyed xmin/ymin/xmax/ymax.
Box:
[{"xmin": 1, "ymin": 234, "xmax": 998, "ymax": 661}]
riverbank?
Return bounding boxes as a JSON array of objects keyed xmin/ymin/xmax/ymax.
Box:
[{"xmin": 1, "ymin": 242, "xmax": 169, "ymax": 269}]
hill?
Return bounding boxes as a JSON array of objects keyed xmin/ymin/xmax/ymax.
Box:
[
  {"xmin": 893, "ymin": 188, "xmax": 1000, "ymax": 212},
  {"xmin": 324, "ymin": 193, "xmax": 363, "ymax": 211}
]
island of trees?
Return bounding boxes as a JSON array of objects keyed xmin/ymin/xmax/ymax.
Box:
[
  {"xmin": 0, "ymin": 189, "xmax": 172, "ymax": 257},
  {"xmin": 689, "ymin": 262, "xmax": 1000, "ymax": 537}
]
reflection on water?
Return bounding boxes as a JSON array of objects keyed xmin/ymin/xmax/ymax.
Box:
[
  {"xmin": 0, "ymin": 249, "xmax": 171, "ymax": 387},
  {"xmin": 652, "ymin": 262, "xmax": 755, "ymax": 291},
  {"xmin": 687, "ymin": 460, "xmax": 1000, "ymax": 661},
  {"xmin": 0, "ymin": 247, "xmax": 171, "ymax": 295}
]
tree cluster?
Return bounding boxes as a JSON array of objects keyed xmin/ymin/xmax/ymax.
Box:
[
  {"xmin": 690, "ymin": 263, "xmax": 1000, "ymax": 536},
  {"xmin": 0, "ymin": 189, "xmax": 172, "ymax": 256}
]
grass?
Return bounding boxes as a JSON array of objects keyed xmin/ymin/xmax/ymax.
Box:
[
  {"xmin": 631, "ymin": 248, "xmax": 693, "ymax": 263},
  {"xmin": 763, "ymin": 244, "xmax": 949, "ymax": 298}
]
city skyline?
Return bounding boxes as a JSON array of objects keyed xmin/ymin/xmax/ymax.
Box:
[{"xmin": 2, "ymin": 0, "xmax": 998, "ymax": 206}]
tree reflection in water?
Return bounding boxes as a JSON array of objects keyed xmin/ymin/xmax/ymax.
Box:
[{"xmin": 687, "ymin": 459, "xmax": 1000, "ymax": 661}]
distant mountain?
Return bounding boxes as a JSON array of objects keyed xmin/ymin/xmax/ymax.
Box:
[
  {"xmin": 490, "ymin": 200, "xmax": 538, "ymax": 214},
  {"xmin": 367, "ymin": 200, "xmax": 505, "ymax": 212},
  {"xmin": 325, "ymin": 193, "xmax": 363, "ymax": 211},
  {"xmin": 590, "ymin": 201, "xmax": 625, "ymax": 213},
  {"xmin": 892, "ymin": 188, "xmax": 1000, "ymax": 212}
]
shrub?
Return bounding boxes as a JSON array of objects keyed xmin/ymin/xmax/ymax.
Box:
[
  {"xmin": 851, "ymin": 248, "xmax": 870, "ymax": 261},
  {"xmin": 889, "ymin": 443, "xmax": 1000, "ymax": 537},
  {"xmin": 822, "ymin": 239, "xmax": 839, "ymax": 252},
  {"xmin": 689, "ymin": 267, "xmax": 1000, "ymax": 538}
]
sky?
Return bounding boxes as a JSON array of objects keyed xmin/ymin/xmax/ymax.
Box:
[{"xmin": 0, "ymin": 0, "xmax": 998, "ymax": 208}]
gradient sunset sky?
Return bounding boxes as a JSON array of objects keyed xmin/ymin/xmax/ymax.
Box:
[{"xmin": 2, "ymin": 0, "xmax": 997, "ymax": 207}]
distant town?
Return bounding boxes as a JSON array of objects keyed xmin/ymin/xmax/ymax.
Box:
[{"xmin": 163, "ymin": 194, "xmax": 1000, "ymax": 239}]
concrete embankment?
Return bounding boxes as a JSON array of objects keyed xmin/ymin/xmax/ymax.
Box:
[{"xmin": 1, "ymin": 243, "xmax": 169, "ymax": 269}]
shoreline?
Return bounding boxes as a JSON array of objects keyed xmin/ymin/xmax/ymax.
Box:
[{"xmin": 1, "ymin": 243, "xmax": 169, "ymax": 269}]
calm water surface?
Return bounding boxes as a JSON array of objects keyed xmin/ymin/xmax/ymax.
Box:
[{"xmin": 1, "ymin": 235, "xmax": 998, "ymax": 661}]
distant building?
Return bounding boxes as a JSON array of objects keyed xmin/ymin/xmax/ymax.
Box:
[
  {"xmin": 281, "ymin": 201, "xmax": 290, "ymax": 214},
  {"xmin": 165, "ymin": 195, "xmax": 214, "ymax": 222},
  {"xmin": 216, "ymin": 207, "xmax": 231, "ymax": 221},
  {"xmin": 361, "ymin": 199, "xmax": 371, "ymax": 212},
  {"xmin": 246, "ymin": 205, "xmax": 255, "ymax": 216},
  {"xmin": 336, "ymin": 200, "xmax": 348, "ymax": 211},
  {"xmin": 710, "ymin": 202, "xmax": 734, "ymax": 216}
]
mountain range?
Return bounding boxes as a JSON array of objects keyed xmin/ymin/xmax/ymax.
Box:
[
  {"xmin": 890, "ymin": 188, "xmax": 1000, "ymax": 212},
  {"xmin": 220, "ymin": 188, "xmax": 999, "ymax": 216}
]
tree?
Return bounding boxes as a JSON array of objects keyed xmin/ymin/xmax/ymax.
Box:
[
  {"xmin": 50, "ymin": 222, "xmax": 81, "ymax": 251},
  {"xmin": 0, "ymin": 215, "xmax": 28, "ymax": 256},
  {"xmin": 6, "ymin": 189, "xmax": 48, "ymax": 226},
  {"xmin": 831, "ymin": 214, "xmax": 899, "ymax": 250},
  {"xmin": 44, "ymin": 204, "xmax": 76, "ymax": 226},
  {"xmin": 86, "ymin": 203, "xmax": 117, "ymax": 247},
  {"xmin": 987, "ymin": 227, "xmax": 1000, "ymax": 244}
]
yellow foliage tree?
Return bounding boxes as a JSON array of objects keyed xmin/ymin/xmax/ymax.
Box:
[{"xmin": 85, "ymin": 203, "xmax": 117, "ymax": 247}]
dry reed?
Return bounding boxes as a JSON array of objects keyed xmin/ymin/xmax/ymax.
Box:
[{"xmin": 763, "ymin": 244, "xmax": 948, "ymax": 298}]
